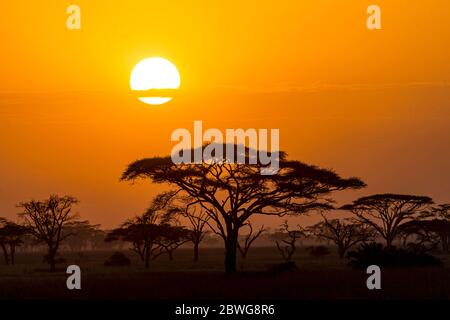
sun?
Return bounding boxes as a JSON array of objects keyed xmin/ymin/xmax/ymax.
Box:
[{"xmin": 130, "ymin": 57, "xmax": 180, "ymax": 105}]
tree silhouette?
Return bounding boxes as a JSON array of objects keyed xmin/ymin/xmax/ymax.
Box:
[
  {"xmin": 121, "ymin": 143, "xmax": 365, "ymax": 272},
  {"xmin": 429, "ymin": 204, "xmax": 450, "ymax": 252},
  {"xmin": 158, "ymin": 224, "xmax": 190, "ymax": 261},
  {"xmin": 179, "ymin": 206, "xmax": 210, "ymax": 262},
  {"xmin": 310, "ymin": 215, "xmax": 374, "ymax": 258},
  {"xmin": 185, "ymin": 209, "xmax": 210, "ymax": 262},
  {"xmin": 162, "ymin": 195, "xmax": 211, "ymax": 262},
  {"xmin": 62, "ymin": 220, "xmax": 103, "ymax": 252},
  {"xmin": 0, "ymin": 218, "xmax": 28, "ymax": 265},
  {"xmin": 106, "ymin": 214, "xmax": 165, "ymax": 268},
  {"xmin": 341, "ymin": 194, "xmax": 433, "ymax": 248},
  {"xmin": 17, "ymin": 195, "xmax": 79, "ymax": 272},
  {"xmin": 398, "ymin": 220, "xmax": 441, "ymax": 252},
  {"xmin": 237, "ymin": 221, "xmax": 265, "ymax": 269},
  {"xmin": 106, "ymin": 196, "xmax": 189, "ymax": 268},
  {"xmin": 275, "ymin": 221, "xmax": 304, "ymax": 263},
  {"xmin": 399, "ymin": 204, "xmax": 450, "ymax": 253},
  {"xmin": 430, "ymin": 204, "xmax": 450, "ymax": 220}
]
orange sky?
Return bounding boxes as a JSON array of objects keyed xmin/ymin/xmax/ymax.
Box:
[{"xmin": 0, "ymin": 1, "xmax": 449, "ymax": 228}]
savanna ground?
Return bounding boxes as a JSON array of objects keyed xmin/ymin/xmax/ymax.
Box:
[{"xmin": 1, "ymin": 247, "xmax": 449, "ymax": 300}]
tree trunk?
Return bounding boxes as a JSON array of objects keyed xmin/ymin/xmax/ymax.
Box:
[
  {"xmin": 1, "ymin": 244, "xmax": 9, "ymax": 265},
  {"xmin": 337, "ymin": 245, "xmax": 345, "ymax": 259},
  {"xmin": 442, "ymin": 234, "xmax": 449, "ymax": 252},
  {"xmin": 48, "ymin": 245, "xmax": 56, "ymax": 272},
  {"xmin": 50, "ymin": 256, "xmax": 56, "ymax": 272},
  {"xmin": 386, "ymin": 235, "xmax": 393, "ymax": 248},
  {"xmin": 193, "ymin": 242, "xmax": 199, "ymax": 262},
  {"xmin": 224, "ymin": 229, "xmax": 238, "ymax": 273},
  {"xmin": 145, "ymin": 248, "xmax": 150, "ymax": 269},
  {"xmin": 239, "ymin": 253, "xmax": 247, "ymax": 271},
  {"xmin": 10, "ymin": 244, "xmax": 15, "ymax": 265}
]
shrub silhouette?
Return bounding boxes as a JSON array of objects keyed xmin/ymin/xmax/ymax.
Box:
[
  {"xmin": 104, "ymin": 252, "xmax": 131, "ymax": 267},
  {"xmin": 347, "ymin": 242, "xmax": 442, "ymax": 269}
]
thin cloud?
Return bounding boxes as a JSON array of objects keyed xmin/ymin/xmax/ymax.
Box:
[{"xmin": 212, "ymin": 81, "xmax": 450, "ymax": 93}]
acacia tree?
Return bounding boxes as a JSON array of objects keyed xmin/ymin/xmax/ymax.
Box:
[
  {"xmin": 163, "ymin": 196, "xmax": 211, "ymax": 262},
  {"xmin": 398, "ymin": 220, "xmax": 442, "ymax": 252},
  {"xmin": 106, "ymin": 221, "xmax": 159, "ymax": 268},
  {"xmin": 0, "ymin": 217, "xmax": 11, "ymax": 264},
  {"xmin": 106, "ymin": 211, "xmax": 166, "ymax": 268},
  {"xmin": 121, "ymin": 144, "xmax": 365, "ymax": 272},
  {"xmin": 188, "ymin": 210, "xmax": 209, "ymax": 262},
  {"xmin": 0, "ymin": 218, "xmax": 28, "ymax": 265},
  {"xmin": 182, "ymin": 207, "xmax": 210, "ymax": 262},
  {"xmin": 431, "ymin": 204, "xmax": 450, "ymax": 220},
  {"xmin": 430, "ymin": 204, "xmax": 450, "ymax": 252},
  {"xmin": 106, "ymin": 196, "xmax": 189, "ymax": 268},
  {"xmin": 17, "ymin": 195, "xmax": 79, "ymax": 271},
  {"xmin": 310, "ymin": 216, "xmax": 374, "ymax": 258},
  {"xmin": 62, "ymin": 220, "xmax": 103, "ymax": 252},
  {"xmin": 159, "ymin": 225, "xmax": 190, "ymax": 261},
  {"xmin": 274, "ymin": 221, "xmax": 304, "ymax": 263},
  {"xmin": 399, "ymin": 204, "xmax": 450, "ymax": 252},
  {"xmin": 237, "ymin": 221, "xmax": 265, "ymax": 268},
  {"xmin": 341, "ymin": 194, "xmax": 433, "ymax": 248}
]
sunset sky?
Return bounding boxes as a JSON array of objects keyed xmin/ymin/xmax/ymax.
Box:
[{"xmin": 1, "ymin": 1, "xmax": 449, "ymax": 228}]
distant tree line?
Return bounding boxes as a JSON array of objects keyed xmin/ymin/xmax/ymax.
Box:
[{"xmin": 1, "ymin": 143, "xmax": 449, "ymax": 273}]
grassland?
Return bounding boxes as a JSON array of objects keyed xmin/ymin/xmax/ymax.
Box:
[{"xmin": 0, "ymin": 247, "xmax": 449, "ymax": 299}]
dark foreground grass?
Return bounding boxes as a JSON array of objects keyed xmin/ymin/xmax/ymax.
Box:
[{"xmin": 0, "ymin": 247, "xmax": 449, "ymax": 300}]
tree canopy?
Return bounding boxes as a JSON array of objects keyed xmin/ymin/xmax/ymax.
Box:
[
  {"xmin": 341, "ymin": 194, "xmax": 433, "ymax": 247},
  {"xmin": 121, "ymin": 143, "xmax": 366, "ymax": 272}
]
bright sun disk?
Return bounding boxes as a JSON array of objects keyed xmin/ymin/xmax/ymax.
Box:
[{"xmin": 130, "ymin": 57, "xmax": 180, "ymax": 105}]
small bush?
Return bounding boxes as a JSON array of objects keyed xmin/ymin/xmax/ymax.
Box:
[
  {"xmin": 104, "ymin": 252, "xmax": 131, "ymax": 267},
  {"xmin": 307, "ymin": 246, "xmax": 331, "ymax": 258},
  {"xmin": 347, "ymin": 242, "xmax": 442, "ymax": 269}
]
